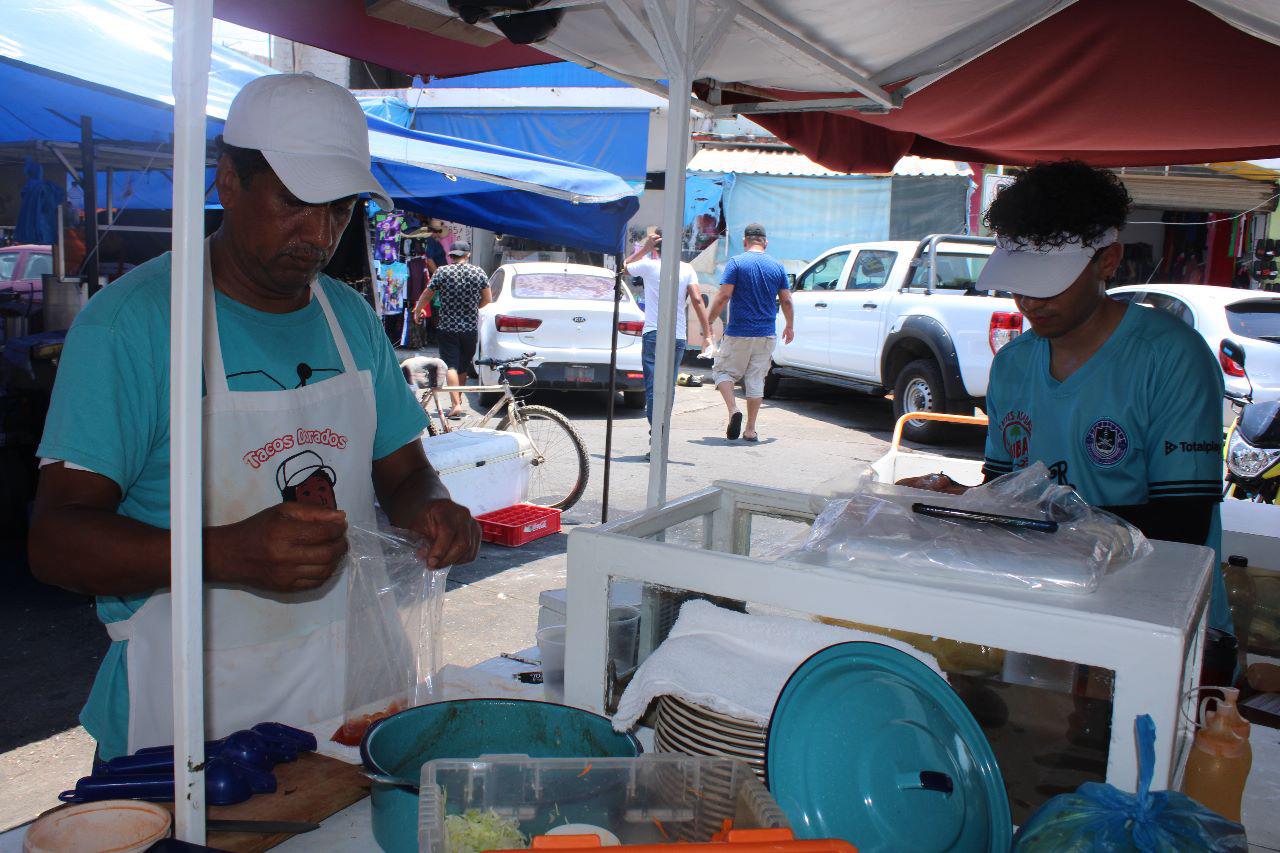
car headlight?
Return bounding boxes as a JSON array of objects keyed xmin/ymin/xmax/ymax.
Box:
[{"xmin": 1227, "ymin": 430, "xmax": 1280, "ymax": 478}]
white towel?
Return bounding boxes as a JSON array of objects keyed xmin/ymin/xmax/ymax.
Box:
[{"xmin": 611, "ymin": 600, "xmax": 942, "ymax": 732}]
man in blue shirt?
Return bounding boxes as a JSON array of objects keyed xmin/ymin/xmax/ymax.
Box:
[
  {"xmin": 707, "ymin": 224, "xmax": 794, "ymax": 441},
  {"xmin": 975, "ymin": 160, "xmax": 1232, "ymax": 634},
  {"xmin": 28, "ymin": 73, "xmax": 481, "ymax": 759}
]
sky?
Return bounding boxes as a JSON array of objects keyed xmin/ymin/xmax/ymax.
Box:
[{"xmin": 115, "ymin": 0, "xmax": 272, "ymax": 61}]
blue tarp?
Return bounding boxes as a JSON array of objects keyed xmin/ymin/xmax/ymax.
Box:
[
  {"xmin": 358, "ymin": 98, "xmax": 649, "ymax": 184},
  {"xmin": 1, "ymin": 0, "xmax": 638, "ymax": 253},
  {"xmin": 718, "ymin": 174, "xmax": 891, "ymax": 264},
  {"xmin": 427, "ymin": 62, "xmax": 629, "ymax": 89}
]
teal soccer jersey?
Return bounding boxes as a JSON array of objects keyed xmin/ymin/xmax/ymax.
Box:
[{"xmin": 982, "ymin": 301, "xmax": 1232, "ymax": 632}]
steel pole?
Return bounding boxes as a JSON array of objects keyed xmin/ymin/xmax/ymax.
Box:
[
  {"xmin": 170, "ymin": 0, "xmax": 213, "ymax": 842},
  {"xmin": 602, "ymin": 255, "xmax": 624, "ymax": 523},
  {"xmin": 644, "ymin": 0, "xmax": 695, "ymax": 508},
  {"xmin": 79, "ymin": 117, "xmax": 100, "ymax": 294}
]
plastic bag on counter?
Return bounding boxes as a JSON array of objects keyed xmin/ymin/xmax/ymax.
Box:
[
  {"xmin": 783, "ymin": 463, "xmax": 1151, "ymax": 594},
  {"xmin": 332, "ymin": 523, "xmax": 450, "ymax": 746},
  {"xmin": 1014, "ymin": 715, "xmax": 1247, "ymax": 852}
]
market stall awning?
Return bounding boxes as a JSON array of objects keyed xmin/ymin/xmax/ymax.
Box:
[
  {"xmin": 196, "ymin": 0, "xmax": 553, "ymax": 79},
  {"xmin": 1, "ymin": 0, "xmax": 638, "ymax": 252},
  {"xmin": 390, "ymin": 0, "xmax": 1280, "ymax": 172}
]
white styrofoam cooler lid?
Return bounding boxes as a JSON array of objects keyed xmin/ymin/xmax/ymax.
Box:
[
  {"xmin": 421, "ymin": 427, "xmax": 531, "ymax": 475},
  {"xmin": 539, "ymin": 583, "xmax": 643, "ymax": 618}
]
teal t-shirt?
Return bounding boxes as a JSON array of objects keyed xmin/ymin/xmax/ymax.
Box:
[
  {"xmin": 37, "ymin": 252, "xmax": 428, "ymax": 759},
  {"xmin": 982, "ymin": 301, "xmax": 1232, "ymax": 633}
]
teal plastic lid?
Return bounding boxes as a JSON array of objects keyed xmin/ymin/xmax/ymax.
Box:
[{"xmin": 766, "ymin": 642, "xmax": 1011, "ymax": 853}]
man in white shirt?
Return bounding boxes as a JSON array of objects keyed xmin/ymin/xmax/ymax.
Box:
[{"xmin": 625, "ymin": 229, "xmax": 711, "ymax": 428}]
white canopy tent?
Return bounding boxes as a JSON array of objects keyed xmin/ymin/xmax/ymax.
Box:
[
  {"xmin": 396, "ymin": 0, "xmax": 1280, "ymax": 507},
  {"xmin": 165, "ymin": 0, "xmax": 1280, "ymax": 840}
]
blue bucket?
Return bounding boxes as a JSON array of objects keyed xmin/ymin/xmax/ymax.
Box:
[{"xmin": 360, "ymin": 699, "xmax": 641, "ymax": 852}]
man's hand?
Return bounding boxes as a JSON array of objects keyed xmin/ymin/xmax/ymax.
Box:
[
  {"xmin": 208, "ymin": 503, "xmax": 349, "ymax": 593},
  {"xmin": 782, "ymin": 324, "xmax": 795, "ymax": 344},
  {"xmin": 415, "ymin": 306, "xmax": 429, "ymax": 322},
  {"xmin": 402, "ymin": 499, "xmax": 481, "ymax": 569}
]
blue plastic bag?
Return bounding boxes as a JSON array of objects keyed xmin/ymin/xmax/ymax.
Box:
[{"xmin": 1014, "ymin": 715, "xmax": 1247, "ymax": 852}]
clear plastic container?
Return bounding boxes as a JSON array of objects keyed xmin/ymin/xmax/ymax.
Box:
[{"xmin": 418, "ymin": 754, "xmax": 787, "ymax": 853}]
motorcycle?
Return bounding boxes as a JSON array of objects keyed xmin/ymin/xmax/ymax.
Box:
[{"xmin": 1222, "ymin": 339, "xmax": 1280, "ymax": 503}]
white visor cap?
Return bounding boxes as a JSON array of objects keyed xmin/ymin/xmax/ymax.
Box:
[
  {"xmin": 223, "ymin": 73, "xmax": 392, "ymax": 211},
  {"xmin": 976, "ymin": 228, "xmax": 1119, "ymax": 299}
]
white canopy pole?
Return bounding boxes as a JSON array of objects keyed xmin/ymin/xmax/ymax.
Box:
[
  {"xmin": 170, "ymin": 0, "xmax": 213, "ymax": 841},
  {"xmin": 645, "ymin": 0, "xmax": 698, "ymax": 507}
]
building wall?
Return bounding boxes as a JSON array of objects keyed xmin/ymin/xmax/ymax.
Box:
[{"xmin": 269, "ymin": 37, "xmax": 351, "ymax": 86}]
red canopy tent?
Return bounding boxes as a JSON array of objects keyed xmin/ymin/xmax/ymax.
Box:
[
  {"xmin": 740, "ymin": 0, "xmax": 1280, "ymax": 171},
  {"xmin": 204, "ymin": 0, "xmax": 552, "ymax": 78}
]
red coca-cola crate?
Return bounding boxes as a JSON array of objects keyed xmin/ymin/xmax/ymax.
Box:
[{"xmin": 476, "ymin": 503, "xmax": 562, "ymax": 547}]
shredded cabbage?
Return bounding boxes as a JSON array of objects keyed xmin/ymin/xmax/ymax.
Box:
[{"xmin": 445, "ymin": 809, "xmax": 527, "ymax": 853}]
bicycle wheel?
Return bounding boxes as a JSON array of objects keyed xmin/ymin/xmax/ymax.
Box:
[{"xmin": 500, "ymin": 404, "xmax": 589, "ymax": 510}]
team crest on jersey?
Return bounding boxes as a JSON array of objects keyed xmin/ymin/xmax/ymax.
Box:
[
  {"xmin": 1000, "ymin": 411, "xmax": 1032, "ymax": 468},
  {"xmin": 1084, "ymin": 418, "xmax": 1129, "ymax": 467}
]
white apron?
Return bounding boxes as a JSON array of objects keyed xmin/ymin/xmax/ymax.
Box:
[{"xmin": 107, "ymin": 252, "xmax": 377, "ymax": 753}]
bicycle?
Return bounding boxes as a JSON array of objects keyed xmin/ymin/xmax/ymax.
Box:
[{"xmin": 417, "ymin": 352, "xmax": 590, "ymax": 511}]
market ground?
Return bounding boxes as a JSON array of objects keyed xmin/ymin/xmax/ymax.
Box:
[{"xmin": 0, "ymin": 360, "xmax": 984, "ymax": 829}]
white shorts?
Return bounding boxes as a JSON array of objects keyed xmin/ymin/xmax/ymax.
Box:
[{"xmin": 712, "ymin": 335, "xmax": 776, "ymax": 398}]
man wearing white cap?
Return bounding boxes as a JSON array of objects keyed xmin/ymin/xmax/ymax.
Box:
[
  {"xmin": 974, "ymin": 160, "xmax": 1231, "ymax": 634},
  {"xmin": 29, "ymin": 73, "xmax": 480, "ymax": 760}
]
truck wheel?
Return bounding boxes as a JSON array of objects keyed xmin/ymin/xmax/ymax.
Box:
[
  {"xmin": 893, "ymin": 359, "xmax": 948, "ymax": 444},
  {"xmin": 762, "ymin": 364, "xmax": 781, "ymax": 399}
]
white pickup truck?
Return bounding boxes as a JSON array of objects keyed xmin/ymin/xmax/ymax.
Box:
[{"xmin": 767, "ymin": 235, "xmax": 1025, "ymax": 443}]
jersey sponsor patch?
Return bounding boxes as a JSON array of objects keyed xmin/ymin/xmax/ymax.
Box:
[
  {"xmin": 1083, "ymin": 418, "xmax": 1129, "ymax": 468},
  {"xmin": 1164, "ymin": 439, "xmax": 1220, "ymax": 455},
  {"xmin": 1000, "ymin": 410, "xmax": 1033, "ymax": 468}
]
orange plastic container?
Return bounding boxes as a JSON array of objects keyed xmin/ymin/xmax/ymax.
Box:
[
  {"xmin": 513, "ymin": 826, "xmax": 857, "ymax": 853},
  {"xmin": 476, "ymin": 503, "xmax": 562, "ymax": 546}
]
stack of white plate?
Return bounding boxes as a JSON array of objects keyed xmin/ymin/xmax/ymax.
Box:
[{"xmin": 652, "ymin": 695, "xmax": 768, "ymax": 782}]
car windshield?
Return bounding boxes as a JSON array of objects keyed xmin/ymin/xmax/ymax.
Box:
[
  {"xmin": 0, "ymin": 253, "xmax": 18, "ymax": 282},
  {"xmin": 513, "ymin": 272, "xmax": 614, "ymax": 300},
  {"xmin": 1226, "ymin": 300, "xmax": 1280, "ymax": 342},
  {"xmin": 909, "ymin": 252, "xmax": 991, "ymax": 291}
]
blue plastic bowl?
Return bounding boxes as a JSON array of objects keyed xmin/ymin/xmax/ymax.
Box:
[{"xmin": 360, "ymin": 699, "xmax": 641, "ymax": 852}]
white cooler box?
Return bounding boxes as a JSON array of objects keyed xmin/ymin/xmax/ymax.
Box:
[{"xmin": 421, "ymin": 428, "xmax": 531, "ymax": 517}]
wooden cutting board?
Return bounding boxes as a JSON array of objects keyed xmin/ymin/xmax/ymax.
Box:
[{"xmin": 162, "ymin": 752, "xmax": 370, "ymax": 853}]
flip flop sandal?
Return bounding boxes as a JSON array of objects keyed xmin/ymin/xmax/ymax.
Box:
[
  {"xmin": 725, "ymin": 411, "xmax": 743, "ymax": 440},
  {"xmin": 742, "ymin": 433, "xmax": 759, "ymax": 442}
]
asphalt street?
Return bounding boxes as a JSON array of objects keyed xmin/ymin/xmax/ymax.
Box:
[{"xmin": 0, "ymin": 358, "xmax": 984, "ymax": 829}]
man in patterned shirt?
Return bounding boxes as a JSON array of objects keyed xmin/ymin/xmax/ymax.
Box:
[{"xmin": 414, "ymin": 241, "xmax": 491, "ymax": 418}]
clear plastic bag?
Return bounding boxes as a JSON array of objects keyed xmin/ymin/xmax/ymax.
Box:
[
  {"xmin": 332, "ymin": 523, "xmax": 449, "ymax": 746},
  {"xmin": 1014, "ymin": 715, "xmax": 1247, "ymax": 852},
  {"xmin": 784, "ymin": 463, "xmax": 1151, "ymax": 594}
]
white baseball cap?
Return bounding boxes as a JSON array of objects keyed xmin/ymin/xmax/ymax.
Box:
[
  {"xmin": 223, "ymin": 73, "xmax": 392, "ymax": 210},
  {"xmin": 977, "ymin": 228, "xmax": 1119, "ymax": 299}
]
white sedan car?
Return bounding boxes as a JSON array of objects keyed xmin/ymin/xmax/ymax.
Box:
[
  {"xmin": 477, "ymin": 262, "xmax": 647, "ymax": 407},
  {"xmin": 1108, "ymin": 283, "xmax": 1280, "ymax": 417}
]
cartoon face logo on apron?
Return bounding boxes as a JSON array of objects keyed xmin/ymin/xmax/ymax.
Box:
[{"xmin": 105, "ymin": 242, "xmax": 378, "ymax": 752}]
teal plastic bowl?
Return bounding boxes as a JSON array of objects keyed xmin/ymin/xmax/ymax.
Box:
[{"xmin": 360, "ymin": 699, "xmax": 641, "ymax": 852}]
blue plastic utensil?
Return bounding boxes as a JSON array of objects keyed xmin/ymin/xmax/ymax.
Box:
[
  {"xmin": 253, "ymin": 721, "xmax": 318, "ymax": 752},
  {"xmin": 101, "ymin": 730, "xmax": 294, "ymax": 775},
  {"xmin": 766, "ymin": 642, "xmax": 1012, "ymax": 853},
  {"xmin": 59, "ymin": 757, "xmax": 274, "ymax": 805}
]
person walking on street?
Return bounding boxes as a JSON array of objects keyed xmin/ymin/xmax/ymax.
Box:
[
  {"xmin": 625, "ymin": 228, "xmax": 711, "ymax": 427},
  {"xmin": 706, "ymin": 223, "xmax": 793, "ymax": 441},
  {"xmin": 415, "ymin": 241, "xmax": 490, "ymax": 418}
]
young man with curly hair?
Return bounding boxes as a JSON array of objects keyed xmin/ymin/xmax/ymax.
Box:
[{"xmin": 977, "ymin": 160, "xmax": 1232, "ymax": 634}]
